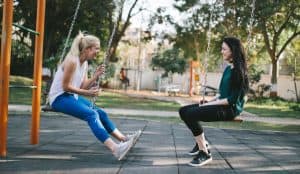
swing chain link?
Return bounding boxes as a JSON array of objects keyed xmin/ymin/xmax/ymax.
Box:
[
  {"xmin": 91, "ymin": 1, "xmax": 122, "ymax": 108},
  {"xmin": 59, "ymin": 0, "xmax": 82, "ymax": 64},
  {"xmin": 202, "ymin": 0, "xmax": 215, "ymax": 102},
  {"xmin": 246, "ymin": 0, "xmax": 256, "ymax": 53}
]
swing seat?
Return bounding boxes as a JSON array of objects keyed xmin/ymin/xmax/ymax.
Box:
[
  {"xmin": 41, "ymin": 105, "xmax": 56, "ymax": 112},
  {"xmin": 231, "ymin": 117, "xmax": 243, "ymax": 123}
]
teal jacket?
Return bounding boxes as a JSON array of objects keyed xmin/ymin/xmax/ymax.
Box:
[{"xmin": 218, "ymin": 66, "xmax": 246, "ymax": 116}]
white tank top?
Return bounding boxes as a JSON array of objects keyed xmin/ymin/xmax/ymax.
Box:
[{"xmin": 49, "ymin": 57, "xmax": 88, "ymax": 105}]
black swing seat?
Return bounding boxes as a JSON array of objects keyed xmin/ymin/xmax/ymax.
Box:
[{"xmin": 41, "ymin": 105, "xmax": 56, "ymax": 112}]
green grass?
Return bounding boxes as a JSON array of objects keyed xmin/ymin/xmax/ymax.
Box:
[
  {"xmin": 245, "ymin": 98, "xmax": 300, "ymax": 119},
  {"xmin": 9, "ymin": 76, "xmax": 47, "ymax": 104},
  {"xmin": 9, "ymin": 76, "xmax": 180, "ymax": 111},
  {"xmin": 9, "ymin": 76, "xmax": 34, "ymax": 104},
  {"xmin": 95, "ymin": 90, "xmax": 180, "ymax": 111}
]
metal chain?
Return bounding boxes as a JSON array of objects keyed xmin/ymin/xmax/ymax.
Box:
[
  {"xmin": 246, "ymin": 0, "xmax": 256, "ymax": 53},
  {"xmin": 59, "ymin": 0, "xmax": 82, "ymax": 64},
  {"xmin": 201, "ymin": 0, "xmax": 215, "ymax": 102},
  {"xmin": 91, "ymin": 1, "xmax": 122, "ymax": 108}
]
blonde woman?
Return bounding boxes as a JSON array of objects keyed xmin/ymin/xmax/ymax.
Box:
[{"xmin": 49, "ymin": 32, "xmax": 140, "ymax": 160}]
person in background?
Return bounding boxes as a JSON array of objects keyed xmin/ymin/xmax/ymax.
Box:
[
  {"xmin": 179, "ymin": 36, "xmax": 249, "ymax": 167},
  {"xmin": 49, "ymin": 32, "xmax": 141, "ymax": 161},
  {"xmin": 119, "ymin": 67, "xmax": 130, "ymax": 87}
]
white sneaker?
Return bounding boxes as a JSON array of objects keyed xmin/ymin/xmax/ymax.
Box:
[
  {"xmin": 125, "ymin": 130, "xmax": 142, "ymax": 144},
  {"xmin": 113, "ymin": 138, "xmax": 134, "ymax": 160}
]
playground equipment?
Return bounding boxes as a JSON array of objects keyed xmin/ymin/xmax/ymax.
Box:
[{"xmin": 0, "ymin": 0, "xmax": 46, "ymax": 157}]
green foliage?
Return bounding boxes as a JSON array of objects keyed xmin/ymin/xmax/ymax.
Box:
[
  {"xmin": 248, "ymin": 64, "xmax": 264, "ymax": 86},
  {"xmin": 96, "ymin": 91, "xmax": 180, "ymax": 111},
  {"xmin": 6, "ymin": 0, "xmax": 118, "ymax": 77},
  {"xmin": 10, "ymin": 40, "xmax": 34, "ymax": 77},
  {"xmin": 246, "ymin": 97, "xmax": 300, "ymax": 119},
  {"xmin": 151, "ymin": 48, "xmax": 187, "ymax": 77}
]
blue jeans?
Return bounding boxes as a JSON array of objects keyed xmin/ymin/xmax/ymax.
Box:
[{"xmin": 51, "ymin": 92, "xmax": 116, "ymax": 142}]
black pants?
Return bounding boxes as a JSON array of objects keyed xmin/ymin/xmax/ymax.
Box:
[
  {"xmin": 179, "ymin": 104, "xmax": 236, "ymax": 136},
  {"xmin": 121, "ymin": 77, "xmax": 130, "ymax": 86}
]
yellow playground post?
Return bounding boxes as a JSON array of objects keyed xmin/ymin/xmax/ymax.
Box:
[
  {"xmin": 0, "ymin": 0, "xmax": 14, "ymax": 157},
  {"xmin": 31, "ymin": 0, "xmax": 46, "ymax": 145},
  {"xmin": 0, "ymin": 0, "xmax": 46, "ymax": 157}
]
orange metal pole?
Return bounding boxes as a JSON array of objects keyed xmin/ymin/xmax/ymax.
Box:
[
  {"xmin": 0, "ymin": 0, "xmax": 14, "ymax": 157},
  {"xmin": 189, "ymin": 60, "xmax": 193, "ymax": 96},
  {"xmin": 31, "ymin": 0, "xmax": 46, "ymax": 145}
]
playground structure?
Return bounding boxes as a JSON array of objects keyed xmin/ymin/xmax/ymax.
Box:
[
  {"xmin": 0, "ymin": 0, "xmax": 46, "ymax": 157},
  {"xmin": 0, "ymin": 0, "xmax": 256, "ymax": 158},
  {"xmin": 0, "ymin": 0, "xmax": 120, "ymax": 157}
]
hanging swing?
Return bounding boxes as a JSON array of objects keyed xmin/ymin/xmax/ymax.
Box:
[{"xmin": 42, "ymin": 0, "xmax": 121, "ymax": 111}]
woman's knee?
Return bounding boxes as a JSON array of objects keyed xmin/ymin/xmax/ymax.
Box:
[
  {"xmin": 86, "ymin": 110, "xmax": 99, "ymax": 122},
  {"xmin": 179, "ymin": 107, "xmax": 188, "ymax": 121},
  {"xmin": 96, "ymin": 109, "xmax": 109, "ymax": 119}
]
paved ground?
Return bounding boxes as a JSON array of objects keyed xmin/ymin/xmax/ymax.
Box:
[
  {"xmin": 1, "ymin": 114, "xmax": 299, "ymax": 174},
  {"xmin": 2, "ymin": 89, "xmax": 300, "ymax": 173}
]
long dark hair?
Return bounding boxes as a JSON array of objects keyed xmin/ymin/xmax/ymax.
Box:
[{"xmin": 223, "ymin": 37, "xmax": 249, "ymax": 93}]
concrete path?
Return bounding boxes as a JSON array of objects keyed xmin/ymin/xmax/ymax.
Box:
[{"xmin": 1, "ymin": 114, "xmax": 299, "ymax": 173}]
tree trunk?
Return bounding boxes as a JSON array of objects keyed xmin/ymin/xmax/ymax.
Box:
[{"xmin": 270, "ymin": 60, "xmax": 278, "ymax": 97}]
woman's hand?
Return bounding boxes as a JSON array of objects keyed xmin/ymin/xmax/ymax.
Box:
[
  {"xmin": 86, "ymin": 87, "xmax": 100, "ymax": 97},
  {"xmin": 94, "ymin": 64, "xmax": 105, "ymax": 79}
]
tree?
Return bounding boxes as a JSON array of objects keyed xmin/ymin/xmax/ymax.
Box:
[
  {"xmin": 151, "ymin": 0, "xmax": 300, "ymax": 98},
  {"xmin": 107, "ymin": 0, "xmax": 142, "ymax": 62},
  {"xmin": 151, "ymin": 47, "xmax": 187, "ymax": 77},
  {"xmin": 1, "ymin": 0, "xmax": 142, "ymax": 77},
  {"xmin": 254, "ymin": 0, "xmax": 300, "ymax": 97}
]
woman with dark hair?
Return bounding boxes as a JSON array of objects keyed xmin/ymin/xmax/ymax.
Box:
[{"xmin": 179, "ymin": 36, "xmax": 249, "ymax": 167}]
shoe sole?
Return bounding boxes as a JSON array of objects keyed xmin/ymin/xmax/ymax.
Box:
[
  {"xmin": 188, "ymin": 157, "xmax": 212, "ymax": 167},
  {"xmin": 118, "ymin": 139, "xmax": 134, "ymax": 161}
]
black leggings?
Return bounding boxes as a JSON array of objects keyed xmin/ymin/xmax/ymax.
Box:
[{"xmin": 179, "ymin": 104, "xmax": 236, "ymax": 136}]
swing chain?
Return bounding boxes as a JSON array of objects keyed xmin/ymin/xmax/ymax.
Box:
[
  {"xmin": 59, "ymin": 0, "xmax": 82, "ymax": 64},
  {"xmin": 202, "ymin": 0, "xmax": 215, "ymax": 102},
  {"xmin": 246, "ymin": 0, "xmax": 256, "ymax": 53},
  {"xmin": 91, "ymin": 1, "xmax": 122, "ymax": 108}
]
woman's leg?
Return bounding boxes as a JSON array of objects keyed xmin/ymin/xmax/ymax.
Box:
[
  {"xmin": 78, "ymin": 96, "xmax": 127, "ymax": 141},
  {"xmin": 52, "ymin": 93, "xmax": 112, "ymax": 143},
  {"xmin": 179, "ymin": 104, "xmax": 234, "ymax": 153},
  {"xmin": 52, "ymin": 93, "xmax": 135, "ymax": 160}
]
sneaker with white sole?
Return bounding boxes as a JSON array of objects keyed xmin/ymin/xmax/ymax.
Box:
[
  {"xmin": 188, "ymin": 150, "xmax": 212, "ymax": 167},
  {"xmin": 113, "ymin": 138, "xmax": 134, "ymax": 160},
  {"xmin": 125, "ymin": 130, "xmax": 142, "ymax": 144}
]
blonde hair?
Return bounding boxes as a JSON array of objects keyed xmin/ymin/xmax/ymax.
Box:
[{"xmin": 66, "ymin": 31, "xmax": 100, "ymax": 58}]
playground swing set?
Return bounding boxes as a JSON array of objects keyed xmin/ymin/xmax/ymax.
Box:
[
  {"xmin": 0, "ymin": 0, "xmax": 255, "ymax": 157},
  {"xmin": 0, "ymin": 0, "xmax": 122, "ymax": 157}
]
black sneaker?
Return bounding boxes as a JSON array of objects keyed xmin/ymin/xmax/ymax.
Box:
[
  {"xmin": 188, "ymin": 143, "xmax": 211, "ymax": 156},
  {"xmin": 188, "ymin": 150, "xmax": 212, "ymax": 167}
]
